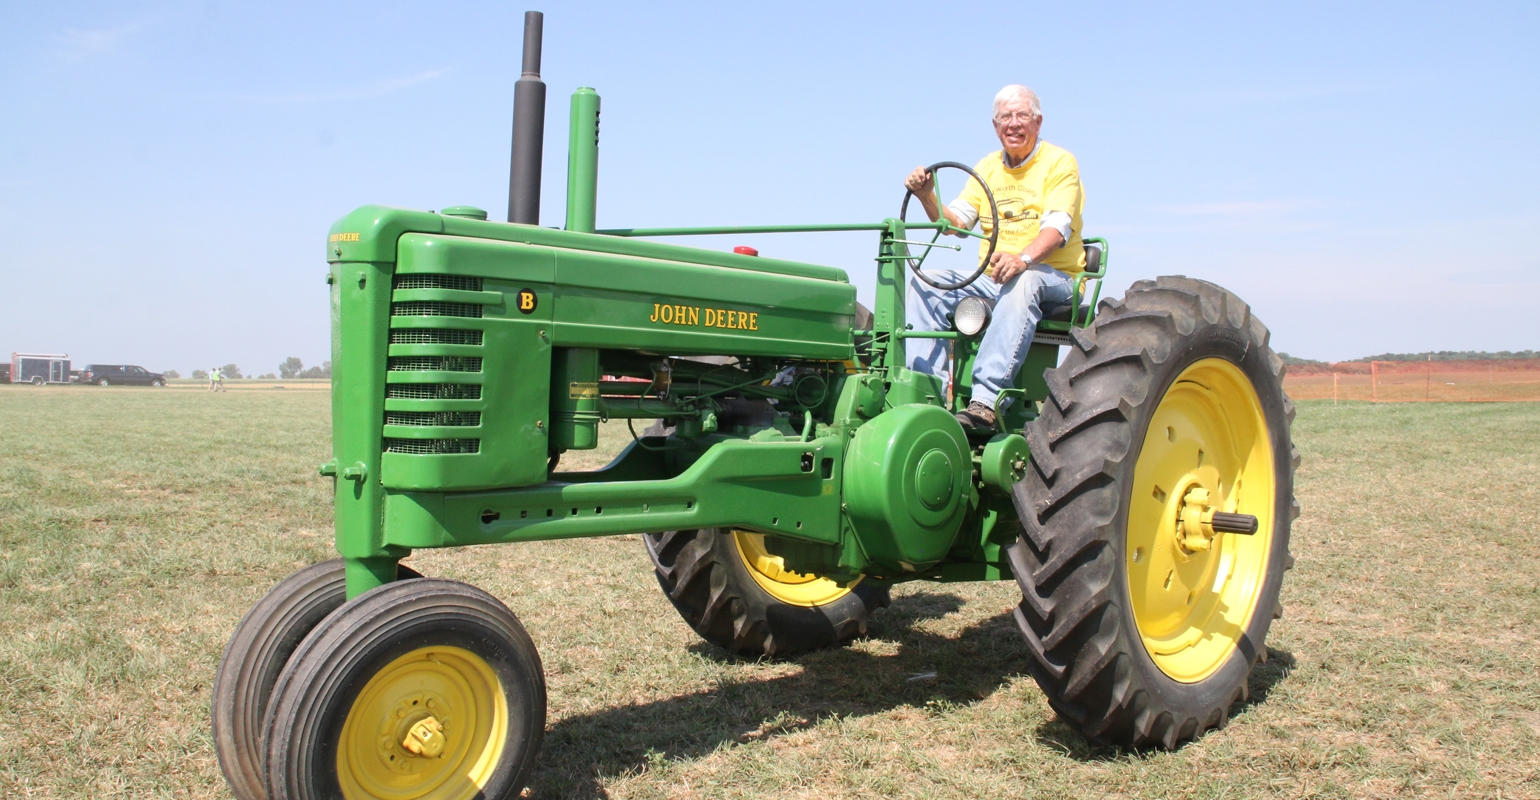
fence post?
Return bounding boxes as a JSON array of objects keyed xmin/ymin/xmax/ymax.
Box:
[
  {"xmin": 1425, "ymin": 356, "xmax": 1432, "ymax": 402},
  {"xmin": 1333, "ymin": 372, "xmax": 1339, "ymax": 405},
  {"xmin": 1371, "ymin": 361, "xmax": 1379, "ymax": 402}
]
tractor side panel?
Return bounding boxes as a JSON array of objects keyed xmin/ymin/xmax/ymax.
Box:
[
  {"xmin": 548, "ymin": 248, "xmax": 857, "ymax": 360},
  {"xmin": 380, "ymin": 234, "xmax": 555, "ymax": 491}
]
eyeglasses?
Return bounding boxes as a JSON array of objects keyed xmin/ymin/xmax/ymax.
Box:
[{"xmin": 994, "ymin": 112, "xmax": 1038, "ymax": 124}]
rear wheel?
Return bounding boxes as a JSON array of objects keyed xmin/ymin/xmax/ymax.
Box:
[
  {"xmin": 213, "ymin": 560, "xmax": 421, "ymax": 800},
  {"xmin": 644, "ymin": 528, "xmax": 889, "ymax": 657},
  {"xmin": 1010, "ymin": 276, "xmax": 1298, "ymax": 749},
  {"xmin": 263, "ymin": 579, "xmax": 545, "ymax": 800}
]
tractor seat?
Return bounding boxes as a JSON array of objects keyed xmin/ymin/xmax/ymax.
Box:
[
  {"xmin": 1038, "ymin": 242, "xmax": 1103, "ymax": 324},
  {"xmin": 1042, "ymin": 303, "xmax": 1092, "ymax": 324}
]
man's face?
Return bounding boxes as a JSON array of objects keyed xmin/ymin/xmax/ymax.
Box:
[{"xmin": 993, "ymin": 95, "xmax": 1042, "ymax": 156}]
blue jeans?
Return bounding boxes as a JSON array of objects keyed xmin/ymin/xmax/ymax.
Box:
[{"xmin": 906, "ymin": 264, "xmax": 1075, "ymax": 408}]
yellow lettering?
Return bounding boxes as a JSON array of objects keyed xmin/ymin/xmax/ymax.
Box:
[
  {"xmin": 660, "ymin": 305, "xmax": 674, "ymax": 323},
  {"xmin": 704, "ymin": 308, "xmax": 716, "ymax": 327},
  {"xmin": 688, "ymin": 306, "xmax": 699, "ymax": 326},
  {"xmin": 650, "ymin": 303, "xmax": 661, "ymax": 323},
  {"xmin": 727, "ymin": 311, "xmax": 738, "ymax": 329},
  {"xmin": 748, "ymin": 312, "xmax": 758, "ymax": 331},
  {"xmin": 716, "ymin": 308, "xmax": 726, "ymax": 327}
]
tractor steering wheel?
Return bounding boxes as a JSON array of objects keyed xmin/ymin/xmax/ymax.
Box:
[{"xmin": 899, "ymin": 161, "xmax": 1000, "ymax": 291}]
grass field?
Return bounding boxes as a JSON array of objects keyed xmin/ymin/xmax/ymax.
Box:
[{"xmin": 1, "ymin": 386, "xmax": 1537, "ymax": 798}]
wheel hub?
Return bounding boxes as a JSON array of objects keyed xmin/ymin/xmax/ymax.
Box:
[
  {"xmin": 401, "ymin": 714, "xmax": 447, "ymax": 759},
  {"xmin": 338, "ymin": 646, "xmax": 507, "ymax": 799},
  {"xmin": 1126, "ymin": 358, "xmax": 1275, "ymax": 683}
]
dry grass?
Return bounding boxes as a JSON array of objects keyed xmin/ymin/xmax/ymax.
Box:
[{"xmin": 1, "ymin": 385, "xmax": 1537, "ymax": 798}]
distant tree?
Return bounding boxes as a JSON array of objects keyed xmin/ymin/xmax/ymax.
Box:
[
  {"xmin": 259, "ymin": 373, "xmax": 277, "ymax": 379},
  {"xmin": 1355, "ymin": 350, "xmax": 1538, "ymax": 362},
  {"xmin": 279, "ymin": 357, "xmax": 304, "ymax": 379},
  {"xmin": 164, "ymin": 369, "xmax": 181, "ymax": 379},
  {"xmin": 192, "ymin": 369, "xmax": 208, "ymax": 379},
  {"xmin": 221, "ymin": 363, "xmax": 244, "ymax": 380},
  {"xmin": 297, "ymin": 360, "xmax": 332, "ymax": 379},
  {"xmin": 1277, "ymin": 352, "xmax": 1326, "ymax": 366}
]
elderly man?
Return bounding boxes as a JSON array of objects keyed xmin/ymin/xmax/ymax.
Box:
[{"xmin": 904, "ymin": 84, "xmax": 1085, "ymax": 432}]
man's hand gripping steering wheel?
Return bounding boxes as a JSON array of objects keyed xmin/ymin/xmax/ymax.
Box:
[{"xmin": 899, "ymin": 162, "xmax": 1000, "ymax": 291}]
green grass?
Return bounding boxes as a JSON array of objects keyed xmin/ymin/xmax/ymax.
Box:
[{"xmin": 1, "ymin": 388, "xmax": 1537, "ymax": 798}]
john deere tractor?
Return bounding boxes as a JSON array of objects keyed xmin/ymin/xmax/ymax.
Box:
[{"xmin": 212, "ymin": 14, "xmax": 1297, "ymax": 800}]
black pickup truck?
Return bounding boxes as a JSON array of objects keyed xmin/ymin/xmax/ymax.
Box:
[{"xmin": 81, "ymin": 364, "xmax": 168, "ymax": 386}]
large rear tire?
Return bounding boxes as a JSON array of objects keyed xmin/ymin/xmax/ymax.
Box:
[
  {"xmin": 1010, "ymin": 276, "xmax": 1298, "ymax": 749},
  {"xmin": 644, "ymin": 528, "xmax": 890, "ymax": 658},
  {"xmin": 262, "ymin": 578, "xmax": 545, "ymax": 800},
  {"xmin": 212, "ymin": 560, "xmax": 421, "ymax": 800}
]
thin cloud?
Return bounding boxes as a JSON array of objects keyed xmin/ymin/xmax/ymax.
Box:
[
  {"xmin": 53, "ymin": 23, "xmax": 141, "ymax": 60},
  {"xmin": 1204, "ymin": 82, "xmax": 1377, "ymax": 105},
  {"xmin": 1156, "ymin": 200, "xmax": 1312, "ymax": 217},
  {"xmin": 243, "ymin": 68, "xmax": 454, "ymax": 104}
]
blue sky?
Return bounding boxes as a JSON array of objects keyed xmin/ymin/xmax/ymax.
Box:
[{"xmin": 1, "ymin": 1, "xmax": 1536, "ymax": 375}]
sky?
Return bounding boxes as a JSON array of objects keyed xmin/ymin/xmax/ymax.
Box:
[{"xmin": 1, "ymin": 0, "xmax": 1537, "ymax": 375}]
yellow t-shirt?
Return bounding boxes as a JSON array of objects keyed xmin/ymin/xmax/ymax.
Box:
[{"xmin": 954, "ymin": 141, "xmax": 1086, "ymax": 276}]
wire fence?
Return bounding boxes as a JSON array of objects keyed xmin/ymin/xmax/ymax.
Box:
[{"xmin": 1283, "ymin": 359, "xmax": 1540, "ymax": 402}]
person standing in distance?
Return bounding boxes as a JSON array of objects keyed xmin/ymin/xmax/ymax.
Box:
[{"xmin": 903, "ymin": 84, "xmax": 1086, "ymax": 432}]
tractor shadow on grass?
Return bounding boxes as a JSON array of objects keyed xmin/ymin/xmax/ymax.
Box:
[
  {"xmin": 530, "ymin": 592, "xmax": 1029, "ymax": 798},
  {"xmin": 1030, "ymin": 645, "xmax": 1299, "ymax": 762}
]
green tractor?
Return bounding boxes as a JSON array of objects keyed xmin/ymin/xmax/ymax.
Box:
[{"xmin": 212, "ymin": 14, "xmax": 1297, "ymax": 800}]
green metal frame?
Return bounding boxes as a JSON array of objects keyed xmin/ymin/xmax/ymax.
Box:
[{"xmin": 324, "ymin": 87, "xmax": 1109, "ymax": 598}]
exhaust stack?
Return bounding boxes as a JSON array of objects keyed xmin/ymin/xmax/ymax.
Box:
[{"xmin": 507, "ymin": 11, "xmax": 546, "ymax": 225}]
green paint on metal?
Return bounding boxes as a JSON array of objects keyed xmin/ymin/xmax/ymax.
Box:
[
  {"xmin": 322, "ymin": 83, "xmax": 1117, "ymax": 599},
  {"xmin": 565, "ymin": 88, "xmax": 600, "ymax": 233},
  {"xmin": 841, "ymin": 403, "xmax": 970, "ymax": 572}
]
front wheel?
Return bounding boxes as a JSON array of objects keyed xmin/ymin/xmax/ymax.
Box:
[
  {"xmin": 1010, "ymin": 276, "xmax": 1298, "ymax": 749},
  {"xmin": 645, "ymin": 528, "xmax": 889, "ymax": 658},
  {"xmin": 263, "ymin": 578, "xmax": 545, "ymax": 800},
  {"xmin": 152, "ymin": 378, "xmax": 166, "ymax": 387},
  {"xmin": 98, "ymin": 378, "xmax": 110, "ymax": 386},
  {"xmin": 212, "ymin": 560, "xmax": 420, "ymax": 800}
]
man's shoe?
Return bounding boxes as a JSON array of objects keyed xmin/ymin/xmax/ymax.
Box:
[{"xmin": 955, "ymin": 400, "xmax": 997, "ymax": 432}]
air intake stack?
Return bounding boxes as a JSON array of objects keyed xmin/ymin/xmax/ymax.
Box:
[{"xmin": 506, "ymin": 11, "xmax": 546, "ymax": 225}]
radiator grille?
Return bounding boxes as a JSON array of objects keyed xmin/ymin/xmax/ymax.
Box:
[
  {"xmin": 391, "ymin": 301, "xmax": 483, "ymax": 318},
  {"xmin": 384, "ymin": 438, "xmax": 480, "ymax": 455},
  {"xmin": 389, "ymin": 329, "xmax": 484, "ymax": 346},
  {"xmin": 393, "ymin": 274, "xmax": 483, "ymax": 292},
  {"xmin": 385, "ymin": 411, "xmax": 481, "ymax": 427},
  {"xmin": 387, "ymin": 356, "xmax": 482, "ymax": 373},
  {"xmin": 386, "ymin": 383, "xmax": 482, "ymax": 400}
]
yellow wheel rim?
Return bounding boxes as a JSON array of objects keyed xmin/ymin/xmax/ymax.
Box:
[
  {"xmin": 732, "ymin": 529, "xmax": 859, "ymax": 607},
  {"xmin": 1127, "ymin": 358, "xmax": 1275, "ymax": 683},
  {"xmin": 337, "ymin": 646, "xmax": 507, "ymax": 800}
]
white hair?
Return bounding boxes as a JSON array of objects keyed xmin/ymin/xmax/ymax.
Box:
[{"xmin": 993, "ymin": 85, "xmax": 1041, "ymax": 118}]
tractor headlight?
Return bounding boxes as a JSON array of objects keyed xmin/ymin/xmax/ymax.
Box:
[{"xmin": 954, "ymin": 297, "xmax": 992, "ymax": 336}]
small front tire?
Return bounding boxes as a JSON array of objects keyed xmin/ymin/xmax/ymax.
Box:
[
  {"xmin": 212, "ymin": 560, "xmax": 420, "ymax": 800},
  {"xmin": 263, "ymin": 578, "xmax": 546, "ymax": 800}
]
